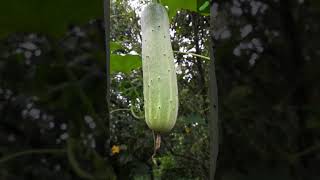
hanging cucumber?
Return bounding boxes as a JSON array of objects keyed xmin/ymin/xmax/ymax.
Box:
[{"xmin": 141, "ymin": 2, "xmax": 178, "ymax": 133}]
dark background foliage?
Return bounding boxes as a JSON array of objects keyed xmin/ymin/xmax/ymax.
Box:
[{"xmin": 1, "ymin": 0, "xmax": 319, "ymax": 179}]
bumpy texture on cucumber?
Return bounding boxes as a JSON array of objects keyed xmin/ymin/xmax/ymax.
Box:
[{"xmin": 141, "ymin": 2, "xmax": 178, "ymax": 133}]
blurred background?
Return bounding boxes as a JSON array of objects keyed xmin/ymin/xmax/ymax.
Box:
[{"xmin": 1, "ymin": 0, "xmax": 320, "ymax": 179}]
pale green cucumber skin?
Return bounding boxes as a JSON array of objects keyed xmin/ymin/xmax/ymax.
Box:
[{"xmin": 141, "ymin": 3, "xmax": 178, "ymax": 133}]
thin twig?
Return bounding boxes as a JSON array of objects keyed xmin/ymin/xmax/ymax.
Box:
[
  {"xmin": 109, "ymin": 107, "xmax": 144, "ymax": 119},
  {"xmin": 173, "ymin": 51, "xmax": 210, "ymax": 60},
  {"xmin": 110, "ymin": 108, "xmax": 130, "ymax": 114}
]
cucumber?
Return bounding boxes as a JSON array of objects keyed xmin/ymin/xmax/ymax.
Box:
[{"xmin": 141, "ymin": 2, "xmax": 178, "ymax": 133}]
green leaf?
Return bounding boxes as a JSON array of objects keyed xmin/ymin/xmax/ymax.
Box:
[
  {"xmin": 110, "ymin": 42, "xmax": 126, "ymax": 53},
  {"xmin": 161, "ymin": 0, "xmax": 197, "ymax": 19},
  {"xmin": 199, "ymin": 1, "xmax": 209, "ymax": 11},
  {"xmin": 111, "ymin": 54, "xmax": 142, "ymax": 74},
  {"xmin": 160, "ymin": 0, "xmax": 209, "ymax": 19},
  {"xmin": 198, "ymin": 0, "xmax": 210, "ymax": 15},
  {"xmin": 0, "ymin": 0, "xmax": 103, "ymax": 39}
]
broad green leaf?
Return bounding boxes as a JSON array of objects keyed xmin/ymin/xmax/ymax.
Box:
[
  {"xmin": 0, "ymin": 0, "xmax": 103, "ymax": 39},
  {"xmin": 161, "ymin": 0, "xmax": 197, "ymax": 19},
  {"xmin": 111, "ymin": 54, "xmax": 142, "ymax": 74},
  {"xmin": 110, "ymin": 42, "xmax": 126, "ymax": 53},
  {"xmin": 160, "ymin": 0, "xmax": 209, "ymax": 19}
]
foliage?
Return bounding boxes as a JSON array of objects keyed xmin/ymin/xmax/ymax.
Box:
[
  {"xmin": 110, "ymin": 0, "xmax": 320, "ymax": 179},
  {"xmin": 0, "ymin": 0, "xmax": 103, "ymax": 39},
  {"xmin": 0, "ymin": 21, "xmax": 115, "ymax": 179},
  {"xmin": 0, "ymin": 0, "xmax": 319, "ymax": 179},
  {"xmin": 161, "ymin": 0, "xmax": 210, "ymax": 19},
  {"xmin": 111, "ymin": 54, "xmax": 142, "ymax": 74}
]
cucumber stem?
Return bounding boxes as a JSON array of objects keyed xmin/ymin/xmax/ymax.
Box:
[{"xmin": 151, "ymin": 131, "xmax": 161, "ymax": 165}]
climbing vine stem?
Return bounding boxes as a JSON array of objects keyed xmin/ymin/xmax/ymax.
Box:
[
  {"xmin": 0, "ymin": 149, "xmax": 65, "ymax": 164},
  {"xmin": 173, "ymin": 51, "xmax": 210, "ymax": 60}
]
